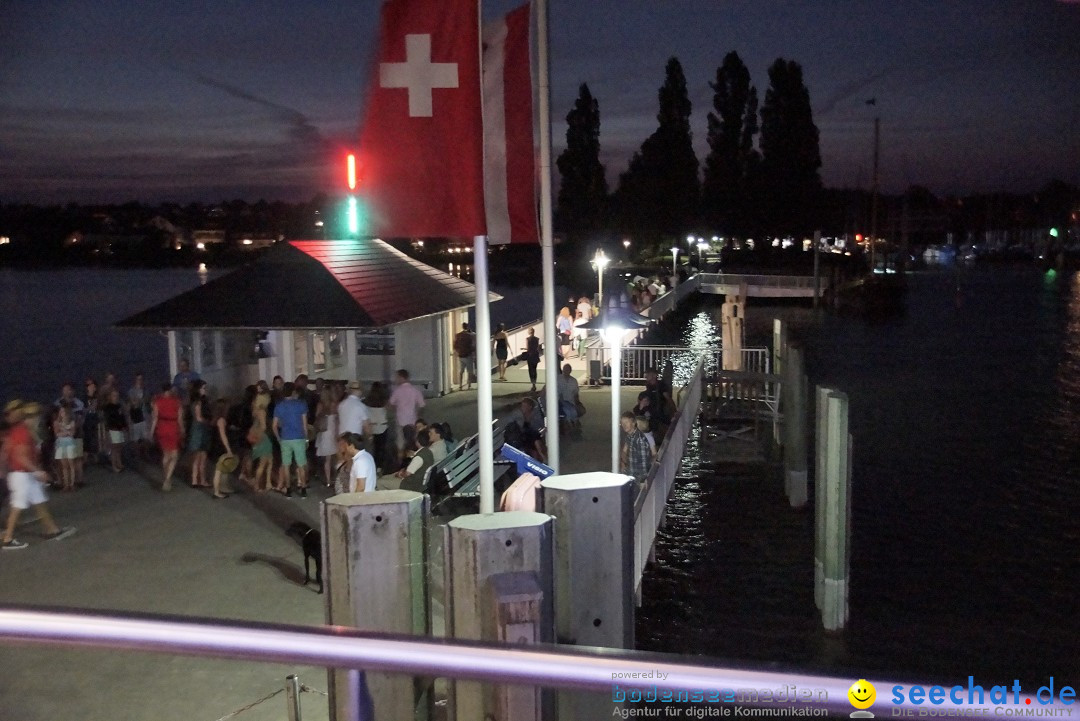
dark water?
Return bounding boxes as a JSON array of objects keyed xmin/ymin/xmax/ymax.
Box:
[{"xmin": 637, "ymin": 268, "xmax": 1080, "ymax": 686}]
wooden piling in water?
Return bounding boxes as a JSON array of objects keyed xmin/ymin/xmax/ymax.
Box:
[
  {"xmin": 818, "ymin": 390, "xmax": 852, "ymax": 631},
  {"xmin": 783, "ymin": 344, "xmax": 808, "ymax": 508}
]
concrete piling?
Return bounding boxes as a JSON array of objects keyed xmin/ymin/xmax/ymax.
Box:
[
  {"xmin": 444, "ymin": 512, "xmax": 555, "ymax": 721},
  {"xmin": 542, "ymin": 472, "xmax": 636, "ymax": 721},
  {"xmin": 322, "ymin": 491, "xmax": 429, "ymax": 721}
]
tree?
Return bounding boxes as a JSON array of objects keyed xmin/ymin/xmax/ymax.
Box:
[
  {"xmin": 555, "ymin": 84, "xmax": 609, "ymax": 242},
  {"xmin": 702, "ymin": 51, "xmax": 760, "ymax": 235},
  {"xmin": 758, "ymin": 58, "xmax": 822, "ymax": 236},
  {"xmin": 613, "ymin": 57, "xmax": 700, "ymax": 238}
]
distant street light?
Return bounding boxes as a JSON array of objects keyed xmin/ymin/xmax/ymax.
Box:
[
  {"xmin": 623, "ymin": 238, "xmax": 631, "ymax": 254},
  {"xmin": 671, "ymin": 246, "xmax": 680, "ymax": 277},
  {"xmin": 592, "ymin": 249, "xmax": 610, "ymax": 311}
]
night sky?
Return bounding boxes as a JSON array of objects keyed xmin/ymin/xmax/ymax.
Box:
[{"xmin": 2, "ymin": 0, "xmax": 1078, "ymax": 204}]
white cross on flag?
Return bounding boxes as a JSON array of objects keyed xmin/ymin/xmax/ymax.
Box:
[{"xmin": 359, "ymin": 0, "xmax": 486, "ymax": 237}]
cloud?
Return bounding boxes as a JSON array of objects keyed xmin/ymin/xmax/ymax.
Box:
[{"xmin": 189, "ymin": 72, "xmax": 325, "ymax": 148}]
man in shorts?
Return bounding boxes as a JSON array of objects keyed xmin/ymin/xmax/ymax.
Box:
[
  {"xmin": 2, "ymin": 400, "xmax": 76, "ymax": 550},
  {"xmin": 453, "ymin": 322, "xmax": 476, "ymax": 391},
  {"xmin": 272, "ymin": 382, "xmax": 309, "ymax": 498}
]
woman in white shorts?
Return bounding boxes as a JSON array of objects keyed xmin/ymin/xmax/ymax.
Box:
[{"xmin": 53, "ymin": 403, "xmax": 78, "ymax": 491}]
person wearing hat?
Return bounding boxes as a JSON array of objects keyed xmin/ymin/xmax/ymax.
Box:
[
  {"xmin": 337, "ymin": 380, "xmax": 371, "ymax": 440},
  {"xmin": 2, "ymin": 400, "xmax": 75, "ymax": 550}
]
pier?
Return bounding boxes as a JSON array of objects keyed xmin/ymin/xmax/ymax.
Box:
[{"xmin": 0, "ymin": 274, "xmax": 862, "ymax": 721}]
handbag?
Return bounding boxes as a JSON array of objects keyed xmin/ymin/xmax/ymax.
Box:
[{"xmin": 575, "ymin": 399, "xmax": 587, "ymax": 417}]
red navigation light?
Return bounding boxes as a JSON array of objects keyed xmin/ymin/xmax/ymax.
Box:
[
  {"xmin": 855, "ymin": 234, "xmax": 864, "ymax": 243},
  {"xmin": 347, "ymin": 153, "xmax": 357, "ymax": 190}
]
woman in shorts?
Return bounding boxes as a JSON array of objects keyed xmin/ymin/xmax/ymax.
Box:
[
  {"xmin": 52, "ymin": 402, "xmax": 78, "ymax": 491},
  {"xmin": 102, "ymin": 388, "xmax": 128, "ymax": 473},
  {"xmin": 248, "ymin": 391, "xmax": 273, "ymax": 491}
]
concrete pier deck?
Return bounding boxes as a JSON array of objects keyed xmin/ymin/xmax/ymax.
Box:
[{"xmin": 0, "ymin": 356, "xmax": 646, "ymax": 721}]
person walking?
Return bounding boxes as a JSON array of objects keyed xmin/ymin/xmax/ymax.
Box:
[
  {"xmin": 52, "ymin": 402, "xmax": 78, "ymax": 492},
  {"xmin": 127, "ymin": 373, "xmax": 151, "ymax": 461},
  {"xmin": 492, "ymin": 323, "xmax": 510, "ymax": 381},
  {"xmin": 619, "ymin": 411, "xmax": 653, "ymax": 483},
  {"xmin": 363, "ymin": 382, "xmax": 391, "ymax": 474},
  {"xmin": 388, "ymin": 369, "xmax": 425, "ymax": 466},
  {"xmin": 557, "ymin": 307, "xmax": 573, "ymax": 356},
  {"xmin": 209, "ymin": 399, "xmax": 236, "ymax": 499},
  {"xmin": 150, "ymin": 383, "xmax": 183, "ymax": 491},
  {"xmin": 454, "ymin": 322, "xmax": 476, "ymax": 391},
  {"xmin": 272, "ymin": 382, "xmax": 309, "ymax": 497},
  {"xmin": 102, "ymin": 387, "xmax": 128, "ymax": 473},
  {"xmin": 247, "ymin": 389, "xmax": 274, "ymax": 492},
  {"xmin": 314, "ymin": 386, "xmax": 339, "ymax": 488},
  {"xmin": 187, "ymin": 380, "xmax": 211, "ymax": 488},
  {"xmin": 2, "ymin": 401, "xmax": 75, "ymax": 550},
  {"xmin": 524, "ymin": 328, "xmax": 541, "ymax": 392},
  {"xmin": 556, "ymin": 363, "xmax": 582, "ymax": 433},
  {"xmin": 341, "ymin": 432, "xmax": 378, "ymax": 493}
]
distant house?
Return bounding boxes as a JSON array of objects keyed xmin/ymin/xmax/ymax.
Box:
[
  {"xmin": 116, "ymin": 239, "xmax": 500, "ymax": 397},
  {"xmin": 235, "ymin": 234, "xmax": 280, "ymax": 251},
  {"xmin": 191, "ymin": 229, "xmax": 225, "ymax": 251}
]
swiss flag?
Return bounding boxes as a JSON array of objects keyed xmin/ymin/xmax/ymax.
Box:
[
  {"xmin": 483, "ymin": 4, "xmax": 539, "ymax": 244},
  {"xmin": 358, "ymin": 0, "xmax": 486, "ymax": 238}
]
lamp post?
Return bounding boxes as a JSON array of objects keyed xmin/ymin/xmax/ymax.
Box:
[
  {"xmin": 604, "ymin": 324, "xmax": 625, "ymax": 473},
  {"xmin": 622, "ymin": 238, "xmax": 631, "ymax": 256},
  {"xmin": 581, "ymin": 295, "xmax": 651, "ymax": 475},
  {"xmin": 593, "ymin": 249, "xmax": 610, "ymax": 312},
  {"xmin": 671, "ymin": 247, "xmax": 680, "ymax": 278}
]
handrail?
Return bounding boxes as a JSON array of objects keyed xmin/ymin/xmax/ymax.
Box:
[{"xmin": 4, "ymin": 606, "xmax": 1062, "ymax": 715}]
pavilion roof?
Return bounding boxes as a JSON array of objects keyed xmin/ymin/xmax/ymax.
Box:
[{"xmin": 116, "ymin": 239, "xmax": 498, "ymax": 330}]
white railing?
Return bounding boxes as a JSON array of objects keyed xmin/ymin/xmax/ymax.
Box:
[
  {"xmin": 702, "ymin": 370, "xmax": 783, "ymax": 424},
  {"xmin": 632, "ymin": 357, "xmax": 705, "ymax": 601},
  {"xmin": 1, "ymin": 607, "xmax": 1040, "ymax": 717},
  {"xmin": 698, "ymin": 273, "xmax": 818, "ymax": 289},
  {"xmin": 586, "ymin": 345, "xmax": 769, "ymax": 385}
]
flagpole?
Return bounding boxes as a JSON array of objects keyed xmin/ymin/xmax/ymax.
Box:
[
  {"xmin": 474, "ymin": 234, "xmax": 496, "ymax": 513},
  {"xmin": 536, "ymin": 0, "xmax": 560, "ymax": 474}
]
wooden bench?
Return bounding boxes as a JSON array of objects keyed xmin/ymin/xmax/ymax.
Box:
[{"xmin": 422, "ymin": 419, "xmax": 515, "ymax": 507}]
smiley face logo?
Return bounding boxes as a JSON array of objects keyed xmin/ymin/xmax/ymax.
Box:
[{"xmin": 848, "ymin": 679, "xmax": 876, "ymax": 710}]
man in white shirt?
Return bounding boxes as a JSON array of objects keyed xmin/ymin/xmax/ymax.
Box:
[
  {"xmin": 338, "ymin": 380, "xmax": 371, "ymax": 437},
  {"xmin": 343, "ymin": 433, "xmax": 377, "ymax": 493}
]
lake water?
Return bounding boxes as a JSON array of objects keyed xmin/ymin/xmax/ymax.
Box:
[
  {"xmin": 637, "ymin": 268, "xmax": 1080, "ymax": 686},
  {"xmin": 2, "ymin": 267, "xmax": 1076, "ymax": 686}
]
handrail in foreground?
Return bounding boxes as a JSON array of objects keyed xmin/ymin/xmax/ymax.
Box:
[{"xmin": 2, "ymin": 607, "xmax": 1068, "ymax": 716}]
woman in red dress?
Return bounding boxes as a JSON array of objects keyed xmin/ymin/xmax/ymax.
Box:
[{"xmin": 150, "ymin": 383, "xmax": 183, "ymax": 491}]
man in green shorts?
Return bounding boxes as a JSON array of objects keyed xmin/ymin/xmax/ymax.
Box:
[{"xmin": 272, "ymin": 382, "xmax": 310, "ymax": 498}]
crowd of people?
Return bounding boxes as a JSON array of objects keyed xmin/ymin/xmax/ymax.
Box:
[{"xmin": 0, "ymin": 363, "xmax": 468, "ymax": 549}]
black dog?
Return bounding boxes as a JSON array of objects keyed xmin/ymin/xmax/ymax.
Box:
[{"xmin": 285, "ymin": 522, "xmax": 323, "ymax": 594}]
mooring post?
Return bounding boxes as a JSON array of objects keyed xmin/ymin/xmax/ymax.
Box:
[
  {"xmin": 783, "ymin": 344, "xmax": 808, "ymax": 508},
  {"xmin": 721, "ymin": 293, "xmax": 744, "ymax": 371},
  {"xmin": 772, "ymin": 318, "xmax": 786, "ymax": 377},
  {"xmin": 814, "ymin": 385, "xmax": 836, "ymax": 611},
  {"xmin": 444, "ymin": 512, "xmax": 555, "ymax": 721},
  {"xmin": 821, "ymin": 391, "xmax": 852, "ymax": 631},
  {"xmin": 323, "ymin": 491, "xmax": 429, "ymax": 721},
  {"xmin": 542, "ymin": 472, "xmax": 636, "ymax": 721}
]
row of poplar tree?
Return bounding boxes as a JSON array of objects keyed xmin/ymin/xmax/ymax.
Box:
[{"xmin": 556, "ymin": 52, "xmax": 822, "ymax": 243}]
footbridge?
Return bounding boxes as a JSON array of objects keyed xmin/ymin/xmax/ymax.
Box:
[{"xmin": 696, "ymin": 272, "xmax": 825, "ymax": 298}]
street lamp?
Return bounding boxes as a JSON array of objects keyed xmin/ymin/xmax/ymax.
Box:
[
  {"xmin": 671, "ymin": 246, "xmax": 680, "ymax": 277},
  {"xmin": 622, "ymin": 238, "xmax": 631, "ymax": 254},
  {"xmin": 592, "ymin": 249, "xmax": 610, "ymax": 312},
  {"xmin": 581, "ymin": 294, "xmax": 650, "ymax": 473}
]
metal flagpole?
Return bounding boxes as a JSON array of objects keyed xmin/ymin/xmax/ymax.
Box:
[
  {"xmin": 537, "ymin": 0, "xmax": 560, "ymax": 473},
  {"xmin": 474, "ymin": 234, "xmax": 495, "ymax": 513}
]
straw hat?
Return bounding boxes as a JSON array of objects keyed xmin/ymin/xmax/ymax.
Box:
[
  {"xmin": 216, "ymin": 454, "xmax": 239, "ymax": 474},
  {"xmin": 3, "ymin": 399, "xmax": 24, "ymax": 416}
]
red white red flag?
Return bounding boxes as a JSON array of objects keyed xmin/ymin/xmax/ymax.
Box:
[
  {"xmin": 483, "ymin": 4, "xmax": 539, "ymax": 244},
  {"xmin": 358, "ymin": 0, "xmax": 486, "ymax": 238}
]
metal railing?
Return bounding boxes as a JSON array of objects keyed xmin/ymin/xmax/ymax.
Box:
[
  {"xmin": 586, "ymin": 345, "xmax": 769, "ymax": 384},
  {"xmin": 632, "ymin": 357, "xmax": 705, "ymax": 602},
  {"xmin": 702, "ymin": 370, "xmax": 783, "ymax": 425},
  {"xmin": 12, "ymin": 606, "xmax": 1060, "ymax": 718},
  {"xmin": 698, "ymin": 273, "xmax": 819, "ymax": 289}
]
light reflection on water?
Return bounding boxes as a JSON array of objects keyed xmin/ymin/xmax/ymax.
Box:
[{"xmin": 637, "ymin": 270, "xmax": 1080, "ymax": 683}]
